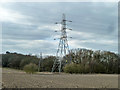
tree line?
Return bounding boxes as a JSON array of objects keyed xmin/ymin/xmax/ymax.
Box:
[
  {"xmin": 1, "ymin": 49, "xmax": 119, "ymax": 74},
  {"xmin": 2, "ymin": 51, "xmax": 55, "ymax": 72},
  {"xmin": 64, "ymin": 48, "xmax": 119, "ymax": 74}
]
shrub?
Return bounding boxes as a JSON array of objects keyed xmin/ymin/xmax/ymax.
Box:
[
  {"xmin": 63, "ymin": 63, "xmax": 85, "ymax": 74},
  {"xmin": 20, "ymin": 58, "xmax": 32, "ymax": 69},
  {"xmin": 63, "ymin": 63, "xmax": 74, "ymax": 73},
  {"xmin": 94, "ymin": 63, "xmax": 106, "ymax": 73},
  {"xmin": 23, "ymin": 63, "xmax": 38, "ymax": 74}
]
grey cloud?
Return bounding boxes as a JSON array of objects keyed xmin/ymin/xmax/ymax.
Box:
[
  {"xmin": 77, "ymin": 41, "xmax": 118, "ymax": 52},
  {"xmin": 2, "ymin": 22, "xmax": 55, "ymax": 40},
  {"xmin": 3, "ymin": 39, "xmax": 57, "ymax": 55},
  {"xmin": 1, "ymin": 2, "xmax": 118, "ymax": 54}
]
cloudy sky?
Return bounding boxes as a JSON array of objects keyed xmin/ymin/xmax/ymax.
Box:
[{"xmin": 1, "ymin": 2, "xmax": 118, "ymax": 55}]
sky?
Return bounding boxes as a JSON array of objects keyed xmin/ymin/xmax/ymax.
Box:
[{"xmin": 0, "ymin": 2, "xmax": 118, "ymax": 56}]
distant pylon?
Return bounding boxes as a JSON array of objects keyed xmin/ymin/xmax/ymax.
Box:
[
  {"xmin": 38, "ymin": 52, "xmax": 42, "ymax": 72},
  {"xmin": 52, "ymin": 14, "xmax": 72, "ymax": 73}
]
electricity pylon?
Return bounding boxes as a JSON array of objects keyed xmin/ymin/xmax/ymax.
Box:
[
  {"xmin": 52, "ymin": 14, "xmax": 72, "ymax": 73},
  {"xmin": 38, "ymin": 52, "xmax": 42, "ymax": 72}
]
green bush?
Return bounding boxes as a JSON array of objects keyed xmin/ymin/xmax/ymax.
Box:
[
  {"xmin": 20, "ymin": 58, "xmax": 32, "ymax": 69},
  {"xmin": 63, "ymin": 62, "xmax": 106, "ymax": 74},
  {"xmin": 94, "ymin": 63, "xmax": 106, "ymax": 73},
  {"xmin": 23, "ymin": 63, "xmax": 38, "ymax": 74},
  {"xmin": 63, "ymin": 63, "xmax": 85, "ymax": 74},
  {"xmin": 63, "ymin": 63, "xmax": 74, "ymax": 73}
]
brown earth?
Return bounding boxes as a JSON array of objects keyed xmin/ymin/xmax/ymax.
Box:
[{"xmin": 2, "ymin": 68, "xmax": 118, "ymax": 88}]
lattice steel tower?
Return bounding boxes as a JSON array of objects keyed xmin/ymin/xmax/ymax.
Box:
[{"xmin": 52, "ymin": 14, "xmax": 72, "ymax": 73}]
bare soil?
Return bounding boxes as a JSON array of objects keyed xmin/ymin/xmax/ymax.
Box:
[{"xmin": 2, "ymin": 68, "xmax": 118, "ymax": 88}]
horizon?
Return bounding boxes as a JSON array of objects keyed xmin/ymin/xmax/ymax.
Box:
[{"xmin": 1, "ymin": 47, "xmax": 118, "ymax": 57}]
